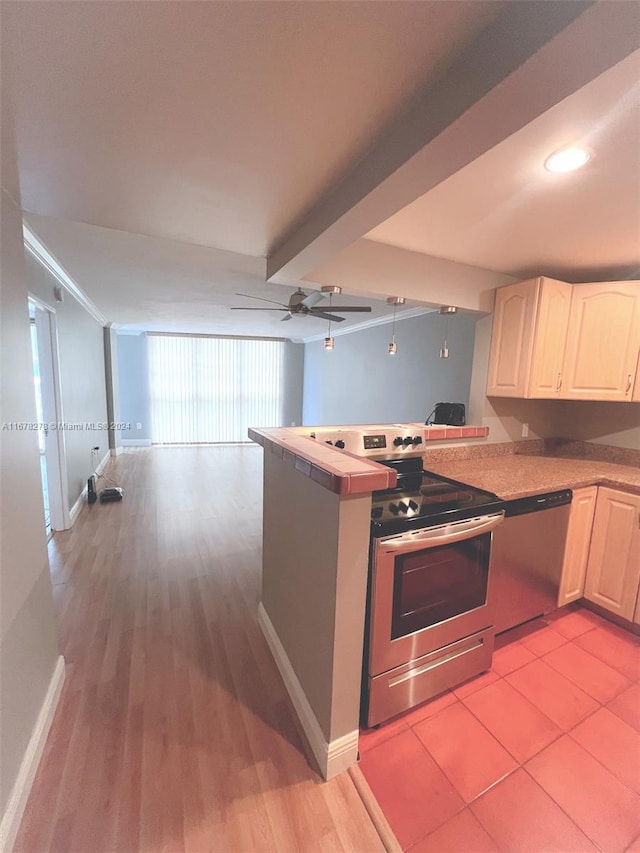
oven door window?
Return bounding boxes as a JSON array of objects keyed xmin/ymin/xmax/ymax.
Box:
[{"xmin": 391, "ymin": 533, "xmax": 491, "ymax": 639}]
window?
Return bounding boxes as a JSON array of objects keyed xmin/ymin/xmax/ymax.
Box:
[{"xmin": 148, "ymin": 335, "xmax": 284, "ymax": 443}]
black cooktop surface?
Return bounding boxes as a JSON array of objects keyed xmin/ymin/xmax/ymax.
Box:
[{"xmin": 370, "ymin": 469, "xmax": 505, "ymax": 536}]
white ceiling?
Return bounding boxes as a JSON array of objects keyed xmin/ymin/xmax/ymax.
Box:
[
  {"xmin": 24, "ymin": 213, "xmax": 427, "ymax": 340},
  {"xmin": 2, "ymin": 2, "xmax": 639, "ymax": 338},
  {"xmin": 366, "ymin": 50, "xmax": 640, "ymax": 282}
]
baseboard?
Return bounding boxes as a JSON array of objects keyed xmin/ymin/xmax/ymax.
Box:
[
  {"xmin": 257, "ymin": 602, "xmax": 359, "ymax": 780},
  {"xmin": 69, "ymin": 450, "xmax": 110, "ymax": 525},
  {"xmin": 121, "ymin": 439, "xmax": 152, "ymax": 447},
  {"xmin": 0, "ymin": 655, "xmax": 65, "ymax": 853}
]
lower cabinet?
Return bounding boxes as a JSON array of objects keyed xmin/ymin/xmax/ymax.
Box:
[
  {"xmin": 557, "ymin": 486, "xmax": 598, "ymax": 606},
  {"xmin": 583, "ymin": 487, "xmax": 640, "ymax": 621}
]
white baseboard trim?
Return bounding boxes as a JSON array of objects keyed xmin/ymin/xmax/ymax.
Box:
[
  {"xmin": 257, "ymin": 602, "xmax": 359, "ymax": 780},
  {"xmin": 0, "ymin": 655, "xmax": 66, "ymax": 853},
  {"xmin": 110, "ymin": 447, "xmax": 124, "ymax": 456},
  {"xmin": 69, "ymin": 450, "xmax": 110, "ymax": 525},
  {"xmin": 121, "ymin": 439, "xmax": 152, "ymax": 447}
]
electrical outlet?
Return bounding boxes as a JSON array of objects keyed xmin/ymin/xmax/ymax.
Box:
[
  {"xmin": 136, "ymin": 422, "xmax": 142, "ymax": 430},
  {"xmin": 521, "ymin": 422, "xmax": 529, "ymax": 438}
]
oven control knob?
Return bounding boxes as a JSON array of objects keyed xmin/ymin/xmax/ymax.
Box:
[
  {"xmin": 402, "ymin": 436, "xmax": 412, "ymax": 445},
  {"xmin": 412, "ymin": 436, "xmax": 423, "ymax": 445},
  {"xmin": 335, "ymin": 440, "xmax": 345, "ymax": 449},
  {"xmin": 371, "ymin": 506, "xmax": 383, "ymax": 519},
  {"xmin": 408, "ymin": 500, "xmax": 419, "ymax": 511},
  {"xmin": 397, "ymin": 501, "xmax": 409, "ymax": 513},
  {"xmin": 393, "ymin": 436, "xmax": 404, "ymax": 447},
  {"xmin": 389, "ymin": 503, "xmax": 400, "ymax": 514},
  {"xmin": 325, "ymin": 440, "xmax": 333, "ymax": 445}
]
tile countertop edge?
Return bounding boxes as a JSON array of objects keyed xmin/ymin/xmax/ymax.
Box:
[
  {"xmin": 248, "ymin": 427, "xmax": 398, "ymax": 496},
  {"xmin": 425, "ymin": 456, "xmax": 640, "ymax": 501}
]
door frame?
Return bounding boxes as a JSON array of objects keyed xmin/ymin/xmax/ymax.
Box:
[{"xmin": 28, "ymin": 294, "xmax": 71, "ymax": 530}]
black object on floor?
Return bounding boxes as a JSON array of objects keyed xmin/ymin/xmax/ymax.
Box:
[{"xmin": 99, "ymin": 487, "xmax": 123, "ymax": 503}]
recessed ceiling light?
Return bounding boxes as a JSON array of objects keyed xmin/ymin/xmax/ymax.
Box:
[{"xmin": 544, "ymin": 146, "xmax": 591, "ymax": 174}]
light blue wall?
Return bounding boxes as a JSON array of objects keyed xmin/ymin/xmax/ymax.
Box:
[
  {"xmin": 282, "ymin": 341, "xmax": 304, "ymax": 427},
  {"xmin": 302, "ymin": 312, "xmax": 477, "ymax": 426},
  {"xmin": 117, "ymin": 333, "xmax": 151, "ymax": 441},
  {"xmin": 117, "ymin": 335, "xmax": 304, "ymax": 440}
]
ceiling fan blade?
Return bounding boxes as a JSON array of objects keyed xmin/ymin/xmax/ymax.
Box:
[
  {"xmin": 309, "ymin": 305, "xmax": 372, "ymax": 313},
  {"xmin": 235, "ymin": 292, "xmax": 287, "ymax": 307},
  {"xmin": 300, "ymin": 290, "xmax": 325, "ymax": 308},
  {"xmin": 280, "ymin": 313, "xmax": 293, "ymax": 322},
  {"xmin": 230, "ymin": 307, "xmax": 289, "ymax": 311},
  {"xmin": 311, "ymin": 311, "xmax": 346, "ymax": 323}
]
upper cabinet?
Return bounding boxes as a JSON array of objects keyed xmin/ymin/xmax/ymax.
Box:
[
  {"xmin": 487, "ymin": 277, "xmax": 573, "ymax": 398},
  {"xmin": 487, "ymin": 278, "xmax": 640, "ymax": 402},
  {"xmin": 562, "ymin": 282, "xmax": 640, "ymax": 401}
]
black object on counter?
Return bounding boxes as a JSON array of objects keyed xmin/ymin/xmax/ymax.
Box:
[{"xmin": 431, "ymin": 402, "xmax": 466, "ymax": 426}]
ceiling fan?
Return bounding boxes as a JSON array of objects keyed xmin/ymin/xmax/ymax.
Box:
[{"xmin": 231, "ymin": 287, "xmax": 372, "ymax": 322}]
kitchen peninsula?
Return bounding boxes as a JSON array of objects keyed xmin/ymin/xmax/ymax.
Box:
[{"xmin": 249, "ymin": 422, "xmax": 492, "ymax": 780}]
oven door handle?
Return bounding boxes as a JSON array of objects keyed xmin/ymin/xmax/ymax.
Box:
[{"xmin": 379, "ymin": 512, "xmax": 504, "ymax": 552}]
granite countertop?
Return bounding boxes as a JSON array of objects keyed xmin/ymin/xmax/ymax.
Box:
[{"xmin": 425, "ymin": 455, "xmax": 640, "ymax": 500}]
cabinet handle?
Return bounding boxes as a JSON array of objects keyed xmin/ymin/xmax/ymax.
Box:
[
  {"xmin": 556, "ymin": 373, "xmax": 562, "ymax": 391},
  {"xmin": 626, "ymin": 374, "xmax": 632, "ymax": 394}
]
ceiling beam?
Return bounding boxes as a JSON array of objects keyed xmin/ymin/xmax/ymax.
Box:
[
  {"xmin": 303, "ymin": 239, "xmax": 516, "ymax": 314},
  {"xmin": 267, "ymin": 1, "xmax": 639, "ymax": 283}
]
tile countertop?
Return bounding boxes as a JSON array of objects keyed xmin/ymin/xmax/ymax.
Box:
[{"xmin": 425, "ymin": 455, "xmax": 640, "ymax": 500}]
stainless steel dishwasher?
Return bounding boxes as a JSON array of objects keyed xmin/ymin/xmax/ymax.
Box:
[{"xmin": 490, "ymin": 489, "xmax": 572, "ymax": 635}]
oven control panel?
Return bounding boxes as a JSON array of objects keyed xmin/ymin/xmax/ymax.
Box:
[
  {"xmin": 308, "ymin": 425, "xmax": 427, "ymax": 458},
  {"xmin": 363, "ymin": 434, "xmax": 387, "ymax": 451}
]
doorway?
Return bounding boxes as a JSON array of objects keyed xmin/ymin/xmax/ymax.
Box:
[{"xmin": 28, "ymin": 297, "xmax": 70, "ymax": 533}]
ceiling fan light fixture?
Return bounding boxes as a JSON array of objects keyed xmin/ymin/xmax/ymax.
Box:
[{"xmin": 544, "ymin": 146, "xmax": 591, "ymax": 174}]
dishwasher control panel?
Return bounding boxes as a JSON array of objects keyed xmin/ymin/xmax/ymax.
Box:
[{"xmin": 504, "ymin": 489, "xmax": 572, "ymax": 517}]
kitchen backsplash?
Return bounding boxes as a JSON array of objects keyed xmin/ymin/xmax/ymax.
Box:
[
  {"xmin": 545, "ymin": 438, "xmax": 640, "ymax": 468},
  {"xmin": 423, "ymin": 438, "xmax": 639, "ymax": 467}
]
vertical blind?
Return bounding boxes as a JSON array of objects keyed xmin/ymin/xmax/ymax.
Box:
[{"xmin": 148, "ymin": 335, "xmax": 285, "ymax": 443}]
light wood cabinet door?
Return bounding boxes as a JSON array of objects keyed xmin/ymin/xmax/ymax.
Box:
[
  {"xmin": 633, "ymin": 350, "xmax": 640, "ymax": 402},
  {"xmin": 562, "ymin": 282, "xmax": 640, "ymax": 401},
  {"xmin": 557, "ymin": 486, "xmax": 597, "ymax": 607},
  {"xmin": 486, "ymin": 278, "xmax": 538, "ymax": 397},
  {"xmin": 584, "ymin": 488, "xmax": 640, "ymax": 620},
  {"xmin": 529, "ymin": 279, "xmax": 573, "ymax": 398}
]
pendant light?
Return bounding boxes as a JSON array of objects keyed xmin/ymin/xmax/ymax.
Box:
[
  {"xmin": 439, "ymin": 305, "xmax": 457, "ymax": 358},
  {"xmin": 387, "ymin": 297, "xmax": 405, "ymax": 355},
  {"xmin": 322, "ymin": 285, "xmax": 341, "ymax": 351}
]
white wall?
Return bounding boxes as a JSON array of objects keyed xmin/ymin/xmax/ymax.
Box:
[
  {"xmin": 303, "ymin": 311, "xmax": 477, "ymax": 426},
  {"xmin": 0, "ymin": 189, "xmax": 60, "ymax": 820},
  {"xmin": 26, "ymin": 252, "xmax": 110, "ymax": 506}
]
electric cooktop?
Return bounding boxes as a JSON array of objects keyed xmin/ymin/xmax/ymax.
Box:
[{"xmin": 370, "ymin": 469, "xmax": 505, "ymax": 537}]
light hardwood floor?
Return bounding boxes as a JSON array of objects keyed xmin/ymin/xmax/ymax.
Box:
[{"xmin": 15, "ymin": 446, "xmax": 386, "ymax": 853}]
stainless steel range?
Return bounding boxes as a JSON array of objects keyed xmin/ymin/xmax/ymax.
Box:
[
  {"xmin": 309, "ymin": 425, "xmax": 505, "ymax": 728},
  {"xmin": 365, "ymin": 457, "xmax": 504, "ymax": 727}
]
